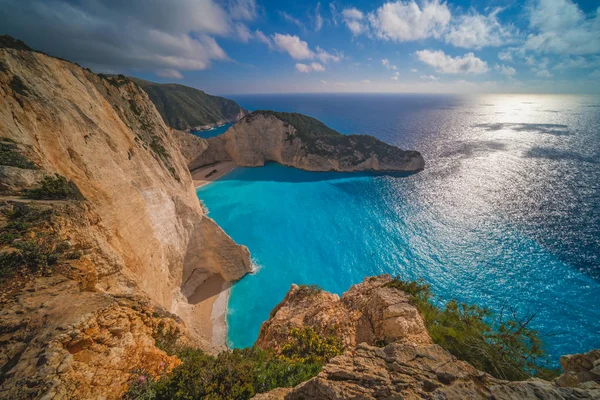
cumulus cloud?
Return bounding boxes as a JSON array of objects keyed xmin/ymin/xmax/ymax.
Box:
[
  {"xmin": 445, "ymin": 8, "xmax": 516, "ymax": 49},
  {"xmin": 342, "ymin": 7, "xmax": 368, "ymax": 36},
  {"xmin": 415, "ymin": 50, "xmax": 489, "ymax": 74},
  {"xmin": 495, "ymin": 64, "xmax": 516, "ymax": 76},
  {"xmin": 369, "ymin": 0, "xmax": 451, "ymax": 42},
  {"xmin": 535, "ymin": 69, "xmax": 553, "ymax": 78},
  {"xmin": 273, "ymin": 34, "xmax": 341, "ymax": 64},
  {"xmin": 420, "ymin": 75, "xmax": 439, "ymax": 80},
  {"xmin": 296, "ymin": 62, "xmax": 326, "ymax": 73},
  {"xmin": 381, "ymin": 59, "xmax": 397, "ymax": 70},
  {"xmin": 525, "ymin": 0, "xmax": 600, "ymax": 55},
  {"xmin": 553, "ymin": 56, "xmax": 600, "ymax": 70},
  {"xmin": 391, "ymin": 71, "xmax": 400, "ymax": 80},
  {"xmin": 0, "ymin": 0, "xmax": 251, "ymax": 76},
  {"xmin": 273, "ymin": 34, "xmax": 313, "ymax": 59},
  {"xmin": 498, "ymin": 50, "xmax": 514, "ymax": 63},
  {"xmin": 155, "ymin": 69, "xmax": 184, "ymax": 79}
]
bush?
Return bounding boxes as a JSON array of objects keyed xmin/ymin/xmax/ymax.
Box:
[
  {"xmin": 280, "ymin": 327, "xmax": 344, "ymax": 364},
  {"xmin": 0, "ymin": 141, "xmax": 37, "ymax": 169},
  {"xmin": 0, "ymin": 204, "xmax": 77, "ymax": 279},
  {"xmin": 125, "ymin": 327, "xmax": 342, "ymax": 400},
  {"xmin": 385, "ymin": 278, "xmax": 559, "ymax": 381},
  {"xmin": 125, "ymin": 347, "xmax": 323, "ymax": 400},
  {"xmin": 24, "ymin": 174, "xmax": 85, "ymax": 200}
]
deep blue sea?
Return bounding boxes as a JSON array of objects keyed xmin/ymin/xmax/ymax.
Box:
[{"xmin": 196, "ymin": 93, "xmax": 600, "ymax": 364}]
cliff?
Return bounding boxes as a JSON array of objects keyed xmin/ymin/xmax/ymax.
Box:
[
  {"xmin": 130, "ymin": 77, "xmax": 248, "ymax": 131},
  {"xmin": 255, "ymin": 276, "xmax": 600, "ymax": 400},
  {"xmin": 0, "ymin": 36, "xmax": 251, "ymax": 398},
  {"xmin": 187, "ymin": 111, "xmax": 425, "ymax": 172}
]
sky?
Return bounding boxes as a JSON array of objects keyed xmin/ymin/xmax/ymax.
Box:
[{"xmin": 1, "ymin": 0, "xmax": 599, "ymax": 95}]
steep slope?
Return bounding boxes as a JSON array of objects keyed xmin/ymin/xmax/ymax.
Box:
[
  {"xmin": 0, "ymin": 36, "xmax": 251, "ymax": 398},
  {"xmin": 255, "ymin": 276, "xmax": 600, "ymax": 400},
  {"xmin": 188, "ymin": 111, "xmax": 425, "ymax": 172},
  {"xmin": 130, "ymin": 77, "xmax": 248, "ymax": 131}
]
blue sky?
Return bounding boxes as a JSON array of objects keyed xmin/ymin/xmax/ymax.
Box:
[{"xmin": 1, "ymin": 0, "xmax": 599, "ymax": 94}]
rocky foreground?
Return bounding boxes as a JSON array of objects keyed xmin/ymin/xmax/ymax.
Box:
[
  {"xmin": 255, "ymin": 276, "xmax": 600, "ymax": 400},
  {"xmin": 187, "ymin": 111, "xmax": 425, "ymax": 173}
]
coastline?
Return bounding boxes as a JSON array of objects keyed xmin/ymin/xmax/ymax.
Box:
[{"xmin": 192, "ymin": 161, "xmax": 237, "ymax": 188}]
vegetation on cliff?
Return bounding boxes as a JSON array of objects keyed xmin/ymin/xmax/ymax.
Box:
[
  {"xmin": 131, "ymin": 78, "xmax": 247, "ymax": 131},
  {"xmin": 249, "ymin": 110, "xmax": 421, "ymax": 164},
  {"xmin": 24, "ymin": 174, "xmax": 85, "ymax": 200},
  {"xmin": 0, "ymin": 139, "xmax": 37, "ymax": 169},
  {"xmin": 125, "ymin": 327, "xmax": 343, "ymax": 400},
  {"xmin": 0, "ymin": 203, "xmax": 79, "ymax": 280},
  {"xmin": 384, "ymin": 278, "xmax": 558, "ymax": 381}
]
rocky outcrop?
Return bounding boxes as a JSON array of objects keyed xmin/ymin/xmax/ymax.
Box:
[
  {"xmin": 255, "ymin": 276, "xmax": 600, "ymax": 400},
  {"xmin": 188, "ymin": 111, "xmax": 424, "ymax": 172},
  {"xmin": 0, "ymin": 37, "xmax": 251, "ymax": 398},
  {"xmin": 257, "ymin": 276, "xmax": 431, "ymax": 352}
]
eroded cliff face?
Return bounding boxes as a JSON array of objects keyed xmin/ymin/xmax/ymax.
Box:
[
  {"xmin": 188, "ymin": 113, "xmax": 425, "ymax": 172},
  {"xmin": 0, "ymin": 41, "xmax": 251, "ymax": 398},
  {"xmin": 255, "ymin": 276, "xmax": 600, "ymax": 400}
]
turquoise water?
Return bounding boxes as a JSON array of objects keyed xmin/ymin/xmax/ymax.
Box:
[
  {"xmin": 196, "ymin": 94, "xmax": 600, "ymax": 364},
  {"xmin": 191, "ymin": 123, "xmax": 232, "ymax": 138}
]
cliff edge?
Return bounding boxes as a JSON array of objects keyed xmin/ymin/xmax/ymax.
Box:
[
  {"xmin": 0, "ymin": 36, "xmax": 251, "ymax": 398},
  {"xmin": 188, "ymin": 111, "xmax": 425, "ymax": 173},
  {"xmin": 255, "ymin": 276, "xmax": 600, "ymax": 400}
]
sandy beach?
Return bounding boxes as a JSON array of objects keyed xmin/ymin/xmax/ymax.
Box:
[{"xmin": 192, "ymin": 161, "xmax": 237, "ymax": 188}]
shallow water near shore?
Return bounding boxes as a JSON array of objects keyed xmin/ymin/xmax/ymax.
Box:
[{"xmin": 196, "ymin": 93, "xmax": 600, "ymax": 364}]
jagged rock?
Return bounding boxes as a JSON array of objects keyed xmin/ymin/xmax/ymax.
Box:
[
  {"xmin": 254, "ymin": 278, "xmax": 600, "ymax": 400},
  {"xmin": 188, "ymin": 112, "xmax": 424, "ymax": 172},
  {"xmin": 257, "ymin": 276, "xmax": 432, "ymax": 352}
]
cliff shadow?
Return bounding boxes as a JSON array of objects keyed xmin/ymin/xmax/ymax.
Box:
[
  {"xmin": 214, "ymin": 162, "xmax": 419, "ymax": 185},
  {"xmin": 186, "ymin": 274, "xmax": 228, "ymax": 305}
]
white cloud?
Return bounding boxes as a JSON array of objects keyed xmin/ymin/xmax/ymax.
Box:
[
  {"xmin": 590, "ymin": 70, "xmax": 600, "ymax": 79},
  {"xmin": 315, "ymin": 3, "xmax": 324, "ymax": 31},
  {"xmin": 535, "ymin": 69, "xmax": 553, "ymax": 78},
  {"xmin": 411, "ymin": 68, "xmax": 418, "ymax": 72},
  {"xmin": 272, "ymin": 34, "xmax": 341, "ymax": 64},
  {"xmin": 280, "ymin": 12, "xmax": 305, "ymax": 29},
  {"xmin": 156, "ymin": 69, "xmax": 184, "ymax": 79},
  {"xmin": 228, "ymin": 0, "xmax": 257, "ymax": 21},
  {"xmin": 391, "ymin": 71, "xmax": 400, "ymax": 80},
  {"xmin": 495, "ymin": 64, "xmax": 516, "ymax": 76},
  {"xmin": 255, "ymin": 30, "xmax": 273, "ymax": 48},
  {"xmin": 342, "ymin": 7, "xmax": 368, "ymax": 35},
  {"xmin": 273, "ymin": 34, "xmax": 313, "ymax": 59},
  {"xmin": 316, "ymin": 46, "xmax": 342, "ymax": 63},
  {"xmin": 381, "ymin": 59, "xmax": 397, "ymax": 70},
  {"xmin": 330, "ymin": 3, "xmax": 339, "ymax": 26},
  {"xmin": 369, "ymin": 0, "xmax": 451, "ymax": 42},
  {"xmin": 235, "ymin": 23, "xmax": 252, "ymax": 42},
  {"xmin": 525, "ymin": 0, "xmax": 600, "ymax": 55},
  {"xmin": 420, "ymin": 74, "xmax": 439, "ymax": 80},
  {"xmin": 415, "ymin": 49, "xmax": 489, "ymax": 74},
  {"xmin": 362, "ymin": 79, "xmax": 371, "ymax": 83},
  {"xmin": 445, "ymin": 8, "xmax": 516, "ymax": 49},
  {"xmin": 553, "ymin": 56, "xmax": 600, "ymax": 70},
  {"xmin": 296, "ymin": 62, "xmax": 326, "ymax": 73},
  {"xmin": 0, "ymin": 0, "xmax": 234, "ymax": 76},
  {"xmin": 498, "ymin": 50, "xmax": 514, "ymax": 63}
]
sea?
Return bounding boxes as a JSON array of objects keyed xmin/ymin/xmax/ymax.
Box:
[{"xmin": 195, "ymin": 93, "xmax": 600, "ymax": 364}]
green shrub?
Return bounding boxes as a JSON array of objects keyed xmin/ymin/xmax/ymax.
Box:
[
  {"xmin": 385, "ymin": 278, "xmax": 559, "ymax": 381},
  {"xmin": 125, "ymin": 346, "xmax": 324, "ymax": 400},
  {"xmin": 280, "ymin": 327, "xmax": 344, "ymax": 364},
  {"xmin": 0, "ymin": 204, "xmax": 78, "ymax": 279},
  {"xmin": 24, "ymin": 174, "xmax": 85, "ymax": 200},
  {"xmin": 0, "ymin": 141, "xmax": 37, "ymax": 169}
]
